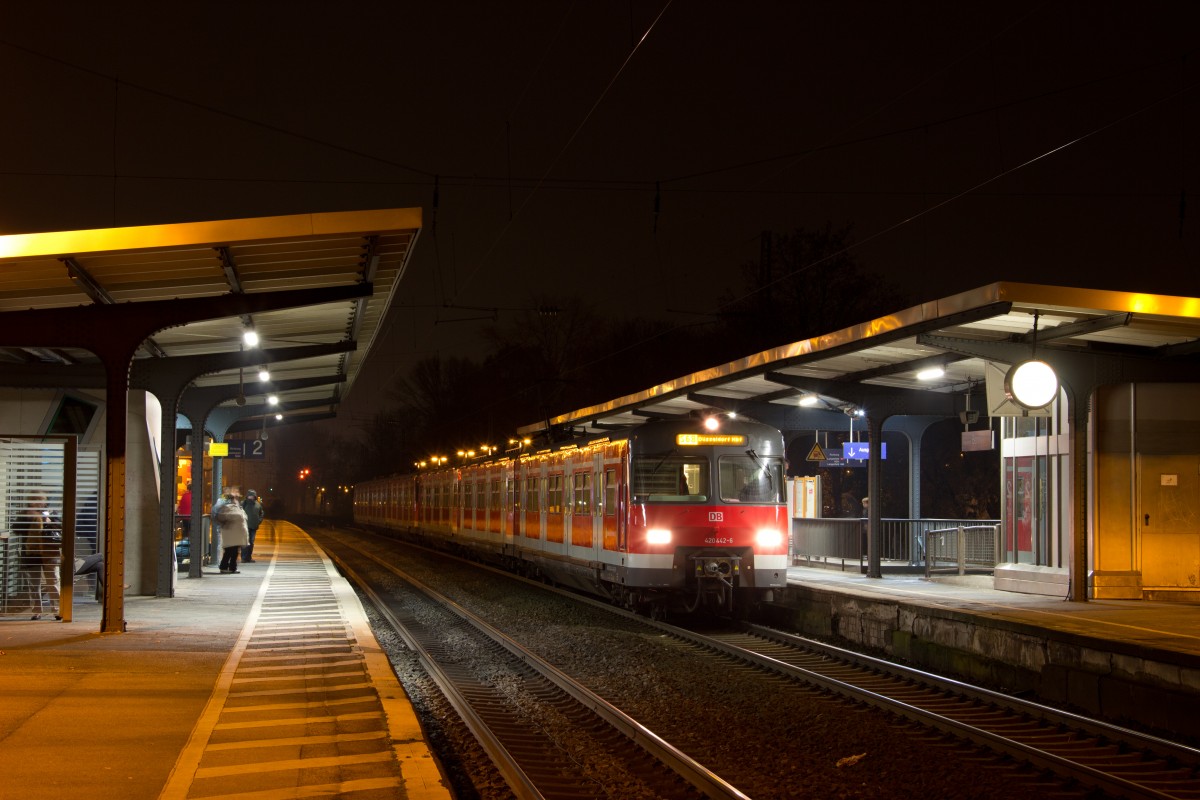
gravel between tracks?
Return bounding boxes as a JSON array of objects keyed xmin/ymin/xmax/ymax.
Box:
[{"xmin": 346, "ymin": 538, "xmax": 1081, "ymax": 800}]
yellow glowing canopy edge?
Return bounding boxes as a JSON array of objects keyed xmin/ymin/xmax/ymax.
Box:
[{"xmin": 0, "ymin": 207, "xmax": 423, "ymax": 261}]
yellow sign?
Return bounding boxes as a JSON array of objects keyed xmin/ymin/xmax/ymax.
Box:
[
  {"xmin": 676, "ymin": 433, "xmax": 747, "ymax": 446},
  {"xmin": 208, "ymin": 442, "xmax": 229, "ymax": 457},
  {"xmin": 805, "ymin": 442, "xmax": 826, "ymax": 461}
]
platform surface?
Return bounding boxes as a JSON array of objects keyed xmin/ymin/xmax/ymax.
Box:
[{"xmin": 0, "ymin": 520, "xmax": 451, "ymax": 800}]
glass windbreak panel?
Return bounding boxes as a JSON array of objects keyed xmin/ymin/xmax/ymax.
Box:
[
  {"xmin": 718, "ymin": 455, "xmax": 784, "ymax": 503},
  {"xmin": 631, "ymin": 455, "xmax": 708, "ymax": 502}
]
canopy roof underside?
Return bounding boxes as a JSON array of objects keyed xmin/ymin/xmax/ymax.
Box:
[
  {"xmin": 519, "ymin": 283, "xmax": 1200, "ymax": 438},
  {"xmin": 0, "ymin": 208, "xmax": 422, "ymax": 423}
]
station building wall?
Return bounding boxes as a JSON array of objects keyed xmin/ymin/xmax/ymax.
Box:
[{"xmin": 1094, "ymin": 383, "xmax": 1200, "ymax": 600}]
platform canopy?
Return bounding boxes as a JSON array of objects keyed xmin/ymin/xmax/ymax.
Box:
[
  {"xmin": 519, "ymin": 282, "xmax": 1200, "ymax": 437},
  {"xmin": 0, "ymin": 208, "xmax": 422, "ymax": 424}
]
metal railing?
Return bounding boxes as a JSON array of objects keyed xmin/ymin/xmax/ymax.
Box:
[
  {"xmin": 923, "ymin": 524, "xmax": 1001, "ymax": 577},
  {"xmin": 791, "ymin": 517, "xmax": 1000, "ymax": 573}
]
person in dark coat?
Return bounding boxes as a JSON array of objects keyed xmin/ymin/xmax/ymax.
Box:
[
  {"xmin": 241, "ymin": 489, "xmax": 265, "ymax": 563},
  {"xmin": 16, "ymin": 492, "xmax": 61, "ymax": 619}
]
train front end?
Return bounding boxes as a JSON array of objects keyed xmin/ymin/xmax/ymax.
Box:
[{"xmin": 626, "ymin": 414, "xmax": 789, "ymax": 614}]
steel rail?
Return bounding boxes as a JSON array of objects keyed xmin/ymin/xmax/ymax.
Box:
[
  {"xmin": 742, "ymin": 622, "xmax": 1200, "ymax": 767},
  {"xmin": 349, "ymin": 525, "xmax": 1200, "ymax": 799},
  {"xmin": 690, "ymin": 628, "xmax": 1195, "ymax": 800},
  {"xmin": 324, "ymin": 534, "xmax": 750, "ymax": 800},
  {"xmin": 322, "ymin": 549, "xmax": 547, "ymax": 800}
]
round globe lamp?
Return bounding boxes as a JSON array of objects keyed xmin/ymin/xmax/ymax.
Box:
[{"xmin": 1005, "ymin": 359, "xmax": 1058, "ymax": 409}]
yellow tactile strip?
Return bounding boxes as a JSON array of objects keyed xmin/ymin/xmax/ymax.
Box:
[{"xmin": 159, "ymin": 523, "xmax": 450, "ymax": 800}]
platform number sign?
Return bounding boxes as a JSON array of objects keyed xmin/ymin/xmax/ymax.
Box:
[{"xmin": 223, "ymin": 439, "xmax": 267, "ymax": 460}]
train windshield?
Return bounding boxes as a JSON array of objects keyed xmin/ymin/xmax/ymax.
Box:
[
  {"xmin": 631, "ymin": 454, "xmax": 709, "ymax": 502},
  {"xmin": 718, "ymin": 454, "xmax": 785, "ymax": 503}
]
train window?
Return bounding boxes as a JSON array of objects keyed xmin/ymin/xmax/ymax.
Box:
[
  {"xmin": 490, "ymin": 479, "xmax": 501, "ymax": 510},
  {"xmin": 547, "ymin": 475, "xmax": 563, "ymax": 513},
  {"xmin": 631, "ymin": 455, "xmax": 709, "ymax": 502},
  {"xmin": 604, "ymin": 469, "xmax": 617, "ymax": 516},
  {"xmin": 718, "ymin": 455, "xmax": 785, "ymax": 503},
  {"xmin": 573, "ymin": 472, "xmax": 592, "ymax": 515}
]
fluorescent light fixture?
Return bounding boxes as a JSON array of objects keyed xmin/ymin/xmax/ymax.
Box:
[
  {"xmin": 799, "ymin": 395, "xmax": 819, "ymax": 407},
  {"xmin": 916, "ymin": 366, "xmax": 945, "ymax": 381}
]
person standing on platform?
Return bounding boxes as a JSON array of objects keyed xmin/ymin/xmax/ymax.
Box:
[
  {"xmin": 16, "ymin": 492, "xmax": 62, "ymax": 619},
  {"xmin": 176, "ymin": 482, "xmax": 192, "ymax": 537},
  {"xmin": 215, "ymin": 488, "xmax": 248, "ymax": 574},
  {"xmin": 241, "ymin": 489, "xmax": 264, "ymax": 563}
]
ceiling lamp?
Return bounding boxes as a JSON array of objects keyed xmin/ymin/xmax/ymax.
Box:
[
  {"xmin": 916, "ymin": 366, "xmax": 945, "ymax": 381},
  {"xmin": 798, "ymin": 395, "xmax": 819, "ymax": 407},
  {"xmin": 258, "ymin": 366, "xmax": 270, "ymax": 382},
  {"xmin": 1005, "ymin": 360, "xmax": 1058, "ymax": 409},
  {"xmin": 1005, "ymin": 310, "xmax": 1059, "ymax": 410},
  {"xmin": 243, "ymin": 327, "xmax": 259, "ymax": 347}
]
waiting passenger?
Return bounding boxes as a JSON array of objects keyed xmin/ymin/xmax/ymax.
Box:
[
  {"xmin": 215, "ymin": 488, "xmax": 249, "ymax": 574},
  {"xmin": 16, "ymin": 493, "xmax": 61, "ymax": 620}
]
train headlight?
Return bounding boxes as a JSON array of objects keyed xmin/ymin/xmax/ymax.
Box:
[
  {"xmin": 647, "ymin": 528, "xmax": 672, "ymax": 545},
  {"xmin": 756, "ymin": 528, "xmax": 783, "ymax": 548}
]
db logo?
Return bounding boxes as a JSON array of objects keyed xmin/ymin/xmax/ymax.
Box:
[{"xmin": 708, "ymin": 512, "xmax": 724, "ymax": 522}]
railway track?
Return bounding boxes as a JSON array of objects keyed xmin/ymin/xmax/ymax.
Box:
[
  {"xmin": 321, "ymin": 534, "xmax": 748, "ymax": 800},
  {"xmin": 317, "ymin": 527, "xmax": 1200, "ymax": 799},
  {"xmin": 685, "ymin": 625, "xmax": 1200, "ymax": 800}
]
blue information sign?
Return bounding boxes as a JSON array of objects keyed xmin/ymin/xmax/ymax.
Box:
[{"xmin": 843, "ymin": 442, "xmax": 886, "ymax": 460}]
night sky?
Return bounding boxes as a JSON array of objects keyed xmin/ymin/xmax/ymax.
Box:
[{"xmin": 2, "ymin": 2, "xmax": 1198, "ymax": 426}]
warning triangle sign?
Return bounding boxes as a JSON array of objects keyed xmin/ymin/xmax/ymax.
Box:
[{"xmin": 806, "ymin": 442, "xmax": 827, "ymax": 461}]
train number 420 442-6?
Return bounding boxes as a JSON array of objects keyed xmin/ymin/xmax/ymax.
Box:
[{"xmin": 704, "ymin": 537, "xmax": 734, "ymax": 545}]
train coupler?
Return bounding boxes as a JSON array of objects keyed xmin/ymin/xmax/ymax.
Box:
[{"xmin": 692, "ymin": 555, "xmax": 741, "ymax": 585}]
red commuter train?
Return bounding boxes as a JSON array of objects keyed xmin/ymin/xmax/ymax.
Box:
[{"xmin": 352, "ymin": 413, "xmax": 790, "ymax": 615}]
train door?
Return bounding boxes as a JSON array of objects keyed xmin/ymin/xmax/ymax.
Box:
[
  {"xmin": 546, "ymin": 460, "xmax": 565, "ymax": 545},
  {"xmin": 570, "ymin": 465, "xmax": 593, "ymax": 549},
  {"xmin": 524, "ymin": 461, "xmax": 542, "ymax": 542},
  {"xmin": 588, "ymin": 449, "xmax": 604, "ymax": 559},
  {"xmin": 602, "ymin": 458, "xmax": 619, "ymax": 551},
  {"xmin": 503, "ymin": 466, "xmax": 515, "ymax": 546},
  {"xmin": 516, "ymin": 465, "xmax": 527, "ymax": 540},
  {"xmin": 488, "ymin": 474, "xmax": 502, "ymax": 536},
  {"xmin": 618, "ymin": 443, "xmax": 629, "ymax": 550},
  {"xmin": 451, "ymin": 473, "xmax": 461, "ymax": 533}
]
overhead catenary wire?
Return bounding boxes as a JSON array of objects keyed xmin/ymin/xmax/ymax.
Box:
[
  {"xmin": 416, "ymin": 72, "xmax": 1200, "ymax": 436},
  {"xmin": 446, "ymin": 0, "xmax": 675, "ymax": 308}
]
